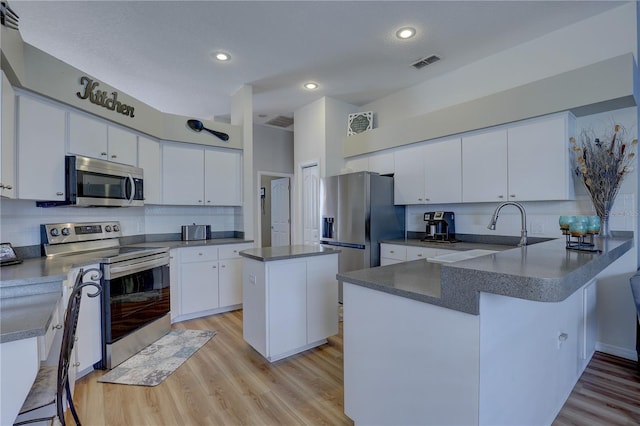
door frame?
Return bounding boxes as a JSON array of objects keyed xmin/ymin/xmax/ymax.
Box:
[{"xmin": 257, "ymin": 170, "xmax": 294, "ymax": 248}]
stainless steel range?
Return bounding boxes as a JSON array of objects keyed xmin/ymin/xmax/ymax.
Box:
[{"xmin": 41, "ymin": 221, "xmax": 171, "ymax": 369}]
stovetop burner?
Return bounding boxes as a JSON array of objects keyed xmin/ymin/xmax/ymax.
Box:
[{"xmin": 40, "ymin": 221, "xmax": 168, "ymax": 261}]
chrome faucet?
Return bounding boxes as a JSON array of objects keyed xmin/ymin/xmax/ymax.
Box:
[{"xmin": 487, "ymin": 201, "xmax": 528, "ymax": 246}]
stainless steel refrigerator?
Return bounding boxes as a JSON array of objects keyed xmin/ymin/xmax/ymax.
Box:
[{"xmin": 320, "ymin": 171, "xmax": 405, "ymax": 302}]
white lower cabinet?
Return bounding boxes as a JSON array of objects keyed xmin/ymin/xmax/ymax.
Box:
[
  {"xmin": 68, "ymin": 265, "xmax": 103, "ymax": 378},
  {"xmin": 242, "ymin": 253, "xmax": 339, "ymax": 362},
  {"xmin": 173, "ymin": 243, "xmax": 252, "ymax": 322},
  {"xmin": 381, "ymin": 243, "xmax": 456, "ymax": 265}
]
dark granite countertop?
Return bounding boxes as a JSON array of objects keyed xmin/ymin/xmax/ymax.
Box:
[
  {"xmin": 240, "ymin": 245, "xmax": 340, "ymax": 262},
  {"xmin": 380, "ymin": 238, "xmax": 517, "ymax": 252},
  {"xmin": 340, "ymin": 235, "xmax": 634, "ymax": 315}
]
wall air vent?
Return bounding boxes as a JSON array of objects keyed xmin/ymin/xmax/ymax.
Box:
[
  {"xmin": 265, "ymin": 115, "xmax": 294, "ymax": 128},
  {"xmin": 411, "ymin": 55, "xmax": 441, "ymax": 70}
]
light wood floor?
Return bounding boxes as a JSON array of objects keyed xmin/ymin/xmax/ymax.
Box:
[{"xmin": 71, "ymin": 310, "xmax": 640, "ymax": 425}]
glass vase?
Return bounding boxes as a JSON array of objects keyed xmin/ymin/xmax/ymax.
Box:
[{"xmin": 598, "ymin": 213, "xmax": 611, "ymax": 238}]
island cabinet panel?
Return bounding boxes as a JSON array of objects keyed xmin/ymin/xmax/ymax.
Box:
[
  {"xmin": 242, "ymin": 253, "xmax": 339, "ymax": 362},
  {"xmin": 478, "ymin": 289, "xmax": 582, "ymax": 426},
  {"xmin": 343, "ymin": 283, "xmax": 480, "ymax": 426},
  {"xmin": 342, "ymin": 276, "xmax": 597, "ymax": 426},
  {"xmin": 268, "ymin": 260, "xmax": 308, "ymax": 355},
  {"xmin": 16, "ymin": 95, "xmax": 66, "ymax": 201}
]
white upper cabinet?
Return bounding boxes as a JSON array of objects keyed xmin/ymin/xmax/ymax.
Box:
[
  {"xmin": 204, "ymin": 148, "xmax": 242, "ymax": 206},
  {"xmin": 161, "ymin": 143, "xmax": 242, "ymax": 206},
  {"xmin": 394, "ymin": 138, "xmax": 462, "ymax": 205},
  {"xmin": 69, "ymin": 112, "xmax": 108, "ymax": 159},
  {"xmin": 138, "ymin": 136, "xmax": 161, "ymax": 204},
  {"xmin": 1, "ymin": 72, "xmax": 16, "ymax": 198},
  {"xmin": 69, "ymin": 111, "xmax": 137, "ymax": 165},
  {"xmin": 424, "ymin": 138, "xmax": 462, "ymax": 203},
  {"xmin": 162, "ymin": 143, "xmax": 205, "ymax": 205},
  {"xmin": 393, "ymin": 144, "xmax": 425, "ymax": 204},
  {"xmin": 462, "ymin": 129, "xmax": 508, "ymax": 202},
  {"xmin": 107, "ymin": 126, "xmax": 137, "ymax": 166},
  {"xmin": 507, "ymin": 113, "xmax": 575, "ymax": 201},
  {"xmin": 462, "ymin": 113, "xmax": 575, "ymax": 203},
  {"xmin": 368, "ymin": 151, "xmax": 394, "ymax": 175},
  {"xmin": 17, "ymin": 95, "xmax": 66, "ymax": 201}
]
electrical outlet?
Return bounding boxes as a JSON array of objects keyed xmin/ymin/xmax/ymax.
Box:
[{"xmin": 531, "ymin": 221, "xmax": 544, "ymax": 235}]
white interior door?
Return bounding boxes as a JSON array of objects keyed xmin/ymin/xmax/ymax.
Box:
[
  {"xmin": 271, "ymin": 177, "xmax": 291, "ymax": 247},
  {"xmin": 302, "ymin": 165, "xmax": 320, "ymax": 245}
]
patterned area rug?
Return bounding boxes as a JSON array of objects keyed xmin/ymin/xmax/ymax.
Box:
[{"xmin": 98, "ymin": 329, "xmax": 215, "ymax": 386}]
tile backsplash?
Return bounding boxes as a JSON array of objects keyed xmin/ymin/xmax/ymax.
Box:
[{"xmin": 0, "ymin": 198, "xmax": 241, "ymax": 247}]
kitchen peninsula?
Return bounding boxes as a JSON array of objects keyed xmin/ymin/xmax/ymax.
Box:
[
  {"xmin": 240, "ymin": 245, "xmax": 339, "ymax": 362},
  {"xmin": 339, "ymin": 235, "xmax": 633, "ymax": 426}
]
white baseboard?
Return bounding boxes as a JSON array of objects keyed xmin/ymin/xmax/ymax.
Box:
[{"xmin": 595, "ymin": 341, "xmax": 637, "ymax": 361}]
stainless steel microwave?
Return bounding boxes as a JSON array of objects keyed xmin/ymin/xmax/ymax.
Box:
[{"xmin": 64, "ymin": 155, "xmax": 144, "ymax": 207}]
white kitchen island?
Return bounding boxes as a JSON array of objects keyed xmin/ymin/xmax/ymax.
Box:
[
  {"xmin": 339, "ymin": 236, "xmax": 633, "ymax": 426},
  {"xmin": 240, "ymin": 245, "xmax": 340, "ymax": 362}
]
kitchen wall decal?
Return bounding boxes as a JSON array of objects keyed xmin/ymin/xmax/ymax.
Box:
[
  {"xmin": 347, "ymin": 111, "xmax": 373, "ymax": 136},
  {"xmin": 76, "ymin": 76, "xmax": 136, "ymax": 118}
]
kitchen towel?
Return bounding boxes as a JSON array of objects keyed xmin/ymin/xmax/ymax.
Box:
[{"xmin": 98, "ymin": 329, "xmax": 215, "ymax": 387}]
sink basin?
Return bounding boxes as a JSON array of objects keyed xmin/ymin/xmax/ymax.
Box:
[{"xmin": 427, "ymin": 249, "xmax": 499, "ymax": 264}]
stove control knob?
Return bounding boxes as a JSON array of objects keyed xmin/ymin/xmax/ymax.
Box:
[
  {"xmin": 61, "ymin": 228, "xmax": 70, "ymax": 236},
  {"xmin": 50, "ymin": 228, "xmax": 60, "ymax": 237},
  {"xmin": 113, "ymin": 224, "xmax": 120, "ymax": 232},
  {"xmin": 105, "ymin": 225, "xmax": 112, "ymax": 232}
]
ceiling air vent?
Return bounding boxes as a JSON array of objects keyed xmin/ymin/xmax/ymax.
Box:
[
  {"xmin": 411, "ymin": 55, "xmax": 441, "ymax": 70},
  {"xmin": 265, "ymin": 115, "xmax": 294, "ymax": 128}
]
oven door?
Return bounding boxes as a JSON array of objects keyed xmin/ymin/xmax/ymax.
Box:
[{"xmin": 102, "ymin": 252, "xmax": 170, "ymax": 344}]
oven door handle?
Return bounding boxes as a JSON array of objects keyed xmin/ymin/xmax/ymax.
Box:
[{"xmin": 105, "ymin": 255, "xmax": 169, "ymax": 280}]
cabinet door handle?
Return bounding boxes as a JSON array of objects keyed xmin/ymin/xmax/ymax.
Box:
[
  {"xmin": 56, "ymin": 192, "xmax": 63, "ymax": 196},
  {"xmin": 101, "ymin": 152, "xmax": 107, "ymax": 156},
  {"xmin": 510, "ymin": 194, "xmax": 516, "ymax": 198},
  {"xmin": 221, "ymin": 264, "xmax": 226, "ymax": 268},
  {"xmin": 53, "ymin": 324, "xmax": 63, "ymax": 330},
  {"xmin": 212, "ymin": 265, "xmax": 217, "ymax": 269},
  {"xmin": 498, "ymin": 195, "xmax": 504, "ymax": 199},
  {"xmin": 417, "ymin": 254, "xmax": 423, "ymax": 257},
  {"xmin": 111, "ymin": 155, "xmax": 117, "ymax": 159},
  {"xmin": 390, "ymin": 250, "xmax": 395, "ymax": 253},
  {"xmin": 4, "ymin": 185, "xmax": 11, "ymax": 190},
  {"xmin": 73, "ymin": 362, "xmax": 81, "ymax": 367}
]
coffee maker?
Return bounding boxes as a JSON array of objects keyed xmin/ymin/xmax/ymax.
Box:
[{"xmin": 423, "ymin": 211, "xmax": 457, "ymax": 242}]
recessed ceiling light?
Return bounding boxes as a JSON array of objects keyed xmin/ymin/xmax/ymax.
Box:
[
  {"xmin": 215, "ymin": 52, "xmax": 230, "ymax": 61},
  {"xmin": 396, "ymin": 27, "xmax": 416, "ymax": 40},
  {"xmin": 304, "ymin": 82, "xmax": 319, "ymax": 90}
]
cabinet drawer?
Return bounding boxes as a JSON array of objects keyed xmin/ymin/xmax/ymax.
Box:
[
  {"xmin": 380, "ymin": 244, "xmax": 406, "ymax": 261},
  {"xmin": 219, "ymin": 243, "xmax": 252, "ymax": 260},
  {"xmin": 406, "ymin": 246, "xmax": 439, "ymax": 261},
  {"xmin": 180, "ymin": 246, "xmax": 218, "ymax": 263}
]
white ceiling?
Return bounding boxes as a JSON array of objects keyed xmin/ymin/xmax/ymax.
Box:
[{"xmin": 9, "ymin": 1, "xmax": 626, "ymax": 129}]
